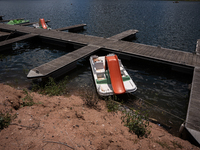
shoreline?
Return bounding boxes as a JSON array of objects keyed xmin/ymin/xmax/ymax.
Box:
[{"xmin": 0, "ymin": 83, "xmax": 199, "ymax": 149}]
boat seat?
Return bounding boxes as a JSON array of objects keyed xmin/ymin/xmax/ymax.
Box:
[{"xmin": 94, "ymin": 61, "xmax": 105, "ymax": 73}]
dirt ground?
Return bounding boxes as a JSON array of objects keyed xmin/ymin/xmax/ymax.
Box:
[{"xmin": 0, "ymin": 83, "xmax": 199, "ymax": 150}]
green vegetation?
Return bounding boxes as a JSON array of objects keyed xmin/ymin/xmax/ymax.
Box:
[
  {"xmin": 0, "ymin": 112, "xmax": 17, "ymax": 130},
  {"xmin": 103, "ymin": 95, "xmax": 150, "ymax": 138},
  {"xmin": 81, "ymin": 83, "xmax": 100, "ymax": 109},
  {"xmin": 21, "ymin": 89, "xmax": 35, "ymax": 107},
  {"xmin": 106, "ymin": 99, "xmax": 119, "ymax": 112},
  {"xmin": 32, "ymin": 77, "xmax": 68, "ymax": 96},
  {"xmin": 121, "ymin": 109, "xmax": 151, "ymax": 137}
]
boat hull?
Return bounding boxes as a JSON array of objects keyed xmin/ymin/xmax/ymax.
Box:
[{"xmin": 90, "ymin": 54, "xmax": 137, "ymax": 96}]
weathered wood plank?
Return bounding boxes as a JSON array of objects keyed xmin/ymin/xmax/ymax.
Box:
[
  {"xmin": 0, "ymin": 33, "xmax": 38, "ymax": 52},
  {"xmin": 56, "ymin": 24, "xmax": 86, "ymax": 31},
  {"xmin": 196, "ymin": 39, "xmax": 200, "ymax": 55},
  {"xmin": 0, "ymin": 31, "xmax": 10, "ymax": 37},
  {"xmin": 21, "ymin": 20, "xmax": 50, "ymax": 26},
  {"xmin": 27, "ymin": 45, "xmax": 100, "ymax": 79},
  {"xmin": 186, "ymin": 67, "xmax": 200, "ymax": 144},
  {"xmin": 108, "ymin": 29, "xmax": 138, "ymax": 41}
]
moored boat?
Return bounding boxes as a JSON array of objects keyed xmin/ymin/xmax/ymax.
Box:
[
  {"xmin": 89, "ymin": 54, "xmax": 137, "ymax": 96},
  {"xmin": 33, "ymin": 18, "xmax": 51, "ymax": 30},
  {"xmin": 7, "ymin": 19, "xmax": 29, "ymax": 25}
]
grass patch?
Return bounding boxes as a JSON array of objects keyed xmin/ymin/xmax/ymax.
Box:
[
  {"xmin": 32, "ymin": 76, "xmax": 68, "ymax": 96},
  {"xmin": 106, "ymin": 100, "xmax": 119, "ymax": 112},
  {"xmin": 121, "ymin": 109, "xmax": 151, "ymax": 138},
  {"xmin": 104, "ymin": 95, "xmax": 120, "ymax": 112},
  {"xmin": 0, "ymin": 112, "xmax": 17, "ymax": 130},
  {"xmin": 21, "ymin": 89, "xmax": 34, "ymax": 107}
]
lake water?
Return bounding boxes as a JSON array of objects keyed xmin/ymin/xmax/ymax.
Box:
[{"xmin": 0, "ymin": 0, "xmax": 199, "ymax": 135}]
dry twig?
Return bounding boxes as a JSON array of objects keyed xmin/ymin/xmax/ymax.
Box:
[{"xmin": 43, "ymin": 141, "xmax": 75, "ymax": 150}]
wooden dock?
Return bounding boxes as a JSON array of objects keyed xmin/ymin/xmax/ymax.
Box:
[
  {"xmin": 56, "ymin": 24, "xmax": 86, "ymax": 32},
  {"xmin": 0, "ymin": 33, "xmax": 38, "ymax": 52},
  {"xmin": 21, "ymin": 20, "xmax": 50, "ymax": 26},
  {"xmin": 186, "ymin": 67, "xmax": 200, "ymax": 144},
  {"xmin": 0, "ymin": 23, "xmax": 200, "ymax": 144},
  {"xmin": 108, "ymin": 29, "xmax": 138, "ymax": 41},
  {"xmin": 196, "ymin": 39, "xmax": 200, "ymax": 55},
  {"xmin": 0, "ymin": 31, "xmax": 10, "ymax": 40},
  {"xmin": 27, "ymin": 45, "xmax": 100, "ymax": 78}
]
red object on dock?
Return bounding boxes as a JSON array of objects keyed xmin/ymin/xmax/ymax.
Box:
[
  {"xmin": 39, "ymin": 18, "xmax": 47, "ymax": 29},
  {"xmin": 106, "ymin": 55, "xmax": 126, "ymax": 94}
]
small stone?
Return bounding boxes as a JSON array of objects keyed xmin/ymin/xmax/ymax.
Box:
[
  {"xmin": 76, "ymin": 125, "xmax": 79, "ymax": 127},
  {"xmin": 18, "ymin": 127, "xmax": 22, "ymax": 130},
  {"xmin": 5, "ymin": 136, "xmax": 8, "ymax": 139},
  {"xmin": 52, "ymin": 135, "xmax": 54, "ymax": 137}
]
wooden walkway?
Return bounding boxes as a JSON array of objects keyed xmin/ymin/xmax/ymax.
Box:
[
  {"xmin": 0, "ymin": 23, "xmax": 200, "ymax": 144},
  {"xmin": 0, "ymin": 31, "xmax": 10, "ymax": 38},
  {"xmin": 21, "ymin": 20, "xmax": 50, "ymax": 26},
  {"xmin": 186, "ymin": 67, "xmax": 200, "ymax": 144},
  {"xmin": 27, "ymin": 45, "xmax": 100, "ymax": 78},
  {"xmin": 0, "ymin": 33, "xmax": 38, "ymax": 52},
  {"xmin": 196, "ymin": 39, "xmax": 200, "ymax": 55},
  {"xmin": 56, "ymin": 24, "xmax": 86, "ymax": 31},
  {"xmin": 108, "ymin": 29, "xmax": 138, "ymax": 41}
]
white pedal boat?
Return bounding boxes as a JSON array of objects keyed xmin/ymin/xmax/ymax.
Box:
[{"xmin": 89, "ymin": 54, "xmax": 137, "ymax": 96}]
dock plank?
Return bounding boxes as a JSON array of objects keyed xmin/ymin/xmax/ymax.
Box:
[
  {"xmin": 56, "ymin": 24, "xmax": 86, "ymax": 31},
  {"xmin": 21, "ymin": 20, "xmax": 50, "ymax": 26},
  {"xmin": 0, "ymin": 31, "xmax": 10, "ymax": 38},
  {"xmin": 196, "ymin": 39, "xmax": 200, "ymax": 55},
  {"xmin": 186, "ymin": 67, "xmax": 200, "ymax": 144},
  {"xmin": 27, "ymin": 45, "xmax": 100, "ymax": 79},
  {"xmin": 0, "ymin": 33, "xmax": 38, "ymax": 52},
  {"xmin": 108, "ymin": 29, "xmax": 138, "ymax": 41}
]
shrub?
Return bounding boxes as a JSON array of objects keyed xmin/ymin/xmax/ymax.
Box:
[
  {"xmin": 0, "ymin": 112, "xmax": 17, "ymax": 130},
  {"xmin": 81, "ymin": 84, "xmax": 99, "ymax": 109},
  {"xmin": 106, "ymin": 99, "xmax": 119, "ymax": 112},
  {"xmin": 121, "ymin": 109, "xmax": 151, "ymax": 137},
  {"xmin": 32, "ymin": 76, "xmax": 68, "ymax": 96},
  {"xmin": 21, "ymin": 89, "xmax": 34, "ymax": 107}
]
